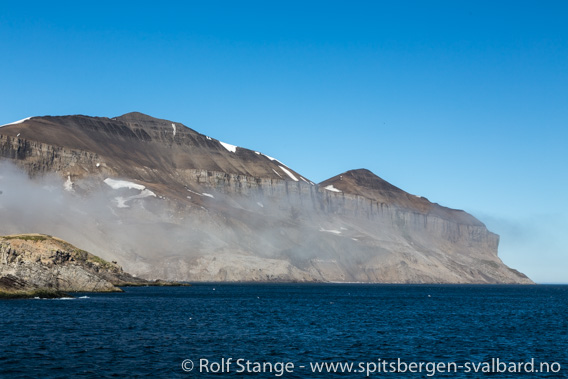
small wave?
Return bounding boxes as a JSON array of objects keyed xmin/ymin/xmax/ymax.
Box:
[
  {"xmin": 34, "ymin": 296, "xmax": 75, "ymax": 300},
  {"xmin": 79, "ymin": 296, "xmax": 90, "ymax": 299}
]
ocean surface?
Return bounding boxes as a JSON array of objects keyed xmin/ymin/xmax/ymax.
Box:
[{"xmin": 1, "ymin": 284, "xmax": 567, "ymax": 378}]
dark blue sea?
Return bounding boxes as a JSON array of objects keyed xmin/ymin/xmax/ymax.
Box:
[{"xmin": 1, "ymin": 284, "xmax": 567, "ymax": 378}]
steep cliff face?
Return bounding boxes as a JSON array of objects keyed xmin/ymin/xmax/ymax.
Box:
[
  {"xmin": 0, "ymin": 234, "xmax": 147, "ymax": 295},
  {"xmin": 318, "ymin": 169, "xmax": 499, "ymax": 251},
  {"xmin": 0, "ymin": 113, "xmax": 307, "ymax": 184},
  {"xmin": 0, "ymin": 113, "xmax": 533, "ymax": 284}
]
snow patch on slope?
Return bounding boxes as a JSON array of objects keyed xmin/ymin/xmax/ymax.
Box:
[
  {"xmin": 324, "ymin": 184, "xmax": 342, "ymax": 193},
  {"xmin": 220, "ymin": 141, "xmax": 237, "ymax": 153},
  {"xmin": 104, "ymin": 178, "xmax": 146, "ymax": 191},
  {"xmin": 104, "ymin": 178, "xmax": 156, "ymax": 208},
  {"xmin": 300, "ymin": 177, "xmax": 314, "ymax": 185},
  {"xmin": 279, "ymin": 166, "xmax": 298, "ymax": 181},
  {"xmin": 0, "ymin": 117, "xmax": 31, "ymax": 128},
  {"xmin": 256, "ymin": 152, "xmax": 308, "ymax": 182},
  {"xmin": 262, "ymin": 153, "xmax": 285, "ymax": 166},
  {"xmin": 319, "ymin": 227, "xmax": 342, "ymax": 235},
  {"xmin": 186, "ymin": 188, "xmax": 202, "ymax": 196},
  {"xmin": 172, "ymin": 123, "xmax": 176, "ymax": 136}
]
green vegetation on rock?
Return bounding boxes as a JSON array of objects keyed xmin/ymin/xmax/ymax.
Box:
[{"xmin": 3, "ymin": 235, "xmax": 49, "ymax": 242}]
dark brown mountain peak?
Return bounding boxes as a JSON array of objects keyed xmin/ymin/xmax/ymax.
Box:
[
  {"xmin": 116, "ymin": 112, "xmax": 169, "ymax": 124},
  {"xmin": 320, "ymin": 168, "xmax": 482, "ymax": 225},
  {"xmin": 341, "ymin": 169, "xmax": 404, "ymax": 193},
  {"xmin": 0, "ymin": 112, "xmax": 306, "ymax": 186},
  {"xmin": 319, "ymin": 169, "xmax": 404, "ymax": 197},
  {"xmin": 114, "ymin": 112, "xmax": 186, "ymax": 132}
]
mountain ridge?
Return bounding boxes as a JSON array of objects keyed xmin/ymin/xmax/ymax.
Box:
[
  {"xmin": 0, "ymin": 112, "xmax": 533, "ymax": 284},
  {"xmin": 0, "ymin": 112, "xmax": 308, "ymax": 184},
  {"xmin": 321, "ymin": 168, "xmax": 483, "ymax": 226}
]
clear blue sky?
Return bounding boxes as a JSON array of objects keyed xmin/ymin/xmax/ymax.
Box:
[{"xmin": 1, "ymin": 1, "xmax": 567, "ymax": 283}]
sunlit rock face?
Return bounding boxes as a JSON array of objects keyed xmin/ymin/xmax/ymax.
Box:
[
  {"xmin": 0, "ymin": 234, "xmax": 146, "ymax": 294},
  {"xmin": 0, "ymin": 113, "xmax": 533, "ymax": 284}
]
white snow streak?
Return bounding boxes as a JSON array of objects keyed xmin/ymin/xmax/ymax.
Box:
[
  {"xmin": 220, "ymin": 141, "xmax": 237, "ymax": 153},
  {"xmin": 279, "ymin": 166, "xmax": 298, "ymax": 181},
  {"xmin": 257, "ymin": 202, "xmax": 264, "ymax": 208},
  {"xmin": 184, "ymin": 188, "xmax": 217, "ymax": 199},
  {"xmin": 262, "ymin": 153, "xmax": 286, "ymax": 166},
  {"xmin": 324, "ymin": 184, "xmax": 342, "ymax": 193},
  {"xmin": 256, "ymin": 152, "xmax": 304, "ymax": 181},
  {"xmin": 0, "ymin": 117, "xmax": 31, "ymax": 128},
  {"xmin": 104, "ymin": 178, "xmax": 146, "ymax": 191},
  {"xmin": 104, "ymin": 178, "xmax": 156, "ymax": 208},
  {"xmin": 300, "ymin": 177, "xmax": 313, "ymax": 185},
  {"xmin": 319, "ymin": 227, "xmax": 342, "ymax": 235},
  {"xmin": 172, "ymin": 123, "xmax": 177, "ymax": 136},
  {"xmin": 186, "ymin": 188, "xmax": 202, "ymax": 196},
  {"xmin": 272, "ymin": 169, "xmax": 282, "ymax": 178}
]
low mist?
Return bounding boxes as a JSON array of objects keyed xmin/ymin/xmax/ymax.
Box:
[
  {"xmin": 0, "ymin": 162, "xmax": 344, "ymax": 280},
  {"xmin": 0, "ymin": 162, "xmax": 207, "ymax": 274},
  {"xmin": 481, "ymin": 213, "xmax": 568, "ymax": 284}
]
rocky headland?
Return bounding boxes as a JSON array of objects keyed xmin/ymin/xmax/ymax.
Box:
[{"xmin": 0, "ymin": 234, "xmax": 164, "ymax": 298}]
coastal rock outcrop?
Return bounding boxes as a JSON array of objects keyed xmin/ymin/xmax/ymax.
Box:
[{"xmin": 0, "ymin": 234, "xmax": 147, "ymax": 297}]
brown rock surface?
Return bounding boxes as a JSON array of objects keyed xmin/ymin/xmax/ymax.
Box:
[{"xmin": 0, "ymin": 234, "xmax": 147, "ymax": 295}]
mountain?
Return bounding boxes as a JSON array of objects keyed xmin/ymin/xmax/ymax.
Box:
[
  {"xmin": 319, "ymin": 168, "xmax": 482, "ymax": 226},
  {"xmin": 0, "ymin": 113, "xmax": 533, "ymax": 284}
]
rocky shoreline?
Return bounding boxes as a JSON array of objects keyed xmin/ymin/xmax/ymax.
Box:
[{"xmin": 0, "ymin": 234, "xmax": 187, "ymax": 299}]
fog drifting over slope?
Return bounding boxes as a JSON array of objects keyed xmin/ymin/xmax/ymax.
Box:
[
  {"xmin": 0, "ymin": 162, "xmax": 336, "ymax": 279},
  {"xmin": 0, "ymin": 163, "xmax": 204, "ymax": 269},
  {"xmin": 0, "ymin": 162, "xmax": 534, "ymax": 284}
]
